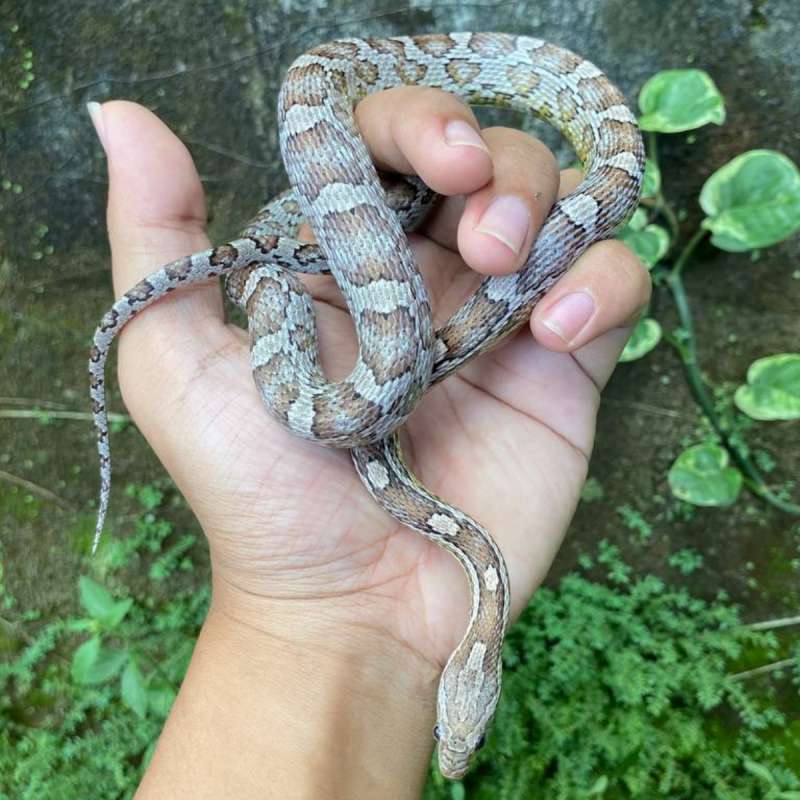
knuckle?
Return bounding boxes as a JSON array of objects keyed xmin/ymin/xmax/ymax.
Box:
[
  {"xmin": 583, "ymin": 239, "xmax": 652, "ymax": 304},
  {"xmin": 484, "ymin": 127, "xmax": 557, "ymax": 170},
  {"xmin": 413, "ymin": 85, "xmax": 471, "ymax": 115}
]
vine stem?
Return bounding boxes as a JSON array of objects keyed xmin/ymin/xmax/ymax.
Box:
[
  {"xmin": 643, "ymin": 130, "xmax": 681, "ymax": 246},
  {"xmin": 671, "ymin": 227, "xmax": 706, "ymax": 277},
  {"xmin": 665, "ymin": 231, "xmax": 800, "ymax": 516},
  {"xmin": 647, "ymin": 131, "xmax": 658, "ymax": 165},
  {"xmin": 650, "ymin": 194, "xmax": 681, "ymax": 243}
]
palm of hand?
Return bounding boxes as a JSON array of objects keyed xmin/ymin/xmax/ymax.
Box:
[
  {"xmin": 106, "ymin": 98, "xmax": 645, "ymax": 673},
  {"xmin": 160, "ymin": 232, "xmax": 595, "ymax": 669}
]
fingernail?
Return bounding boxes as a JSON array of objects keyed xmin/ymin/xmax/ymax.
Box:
[
  {"xmin": 541, "ymin": 291, "xmax": 596, "ymax": 344},
  {"xmin": 474, "ymin": 195, "xmax": 530, "ymax": 254},
  {"xmin": 86, "ymin": 101, "xmax": 108, "ymax": 153},
  {"xmin": 443, "ymin": 120, "xmax": 489, "ymax": 153}
]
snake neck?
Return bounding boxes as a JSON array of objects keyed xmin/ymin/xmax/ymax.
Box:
[{"xmin": 351, "ymin": 432, "xmax": 510, "ymax": 779}]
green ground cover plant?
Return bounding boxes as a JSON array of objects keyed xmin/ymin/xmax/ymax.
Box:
[{"xmin": 2, "ymin": 486, "xmax": 798, "ymax": 798}]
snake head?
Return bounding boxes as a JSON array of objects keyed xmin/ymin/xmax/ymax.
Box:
[
  {"xmin": 434, "ymin": 722, "xmax": 487, "ymax": 780},
  {"xmin": 434, "ymin": 640, "xmax": 500, "ymax": 780}
]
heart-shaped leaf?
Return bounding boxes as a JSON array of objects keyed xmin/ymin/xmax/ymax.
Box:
[
  {"xmin": 641, "ymin": 159, "xmax": 661, "ymax": 198},
  {"xmin": 734, "ymin": 353, "xmax": 800, "ymax": 420},
  {"xmin": 668, "ymin": 443, "xmax": 742, "ymax": 506},
  {"xmin": 620, "ymin": 318, "xmax": 662, "ymax": 362},
  {"xmin": 627, "ymin": 208, "xmax": 647, "ymax": 231},
  {"xmin": 700, "ymin": 150, "xmax": 800, "ymax": 251},
  {"xmin": 638, "ymin": 69, "xmax": 725, "ymax": 133},
  {"xmin": 619, "ymin": 222, "xmax": 670, "ymax": 268}
]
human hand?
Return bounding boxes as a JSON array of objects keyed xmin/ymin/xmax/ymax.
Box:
[{"xmin": 89, "ymin": 89, "xmax": 648, "ymax": 797}]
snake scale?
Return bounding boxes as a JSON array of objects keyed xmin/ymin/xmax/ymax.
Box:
[{"xmin": 89, "ymin": 32, "xmax": 643, "ymax": 778}]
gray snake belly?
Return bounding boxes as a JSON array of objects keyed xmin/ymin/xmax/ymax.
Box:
[{"xmin": 89, "ymin": 32, "xmax": 644, "ymax": 778}]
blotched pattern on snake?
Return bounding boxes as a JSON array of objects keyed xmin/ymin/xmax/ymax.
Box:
[{"xmin": 88, "ymin": 32, "xmax": 644, "ymax": 778}]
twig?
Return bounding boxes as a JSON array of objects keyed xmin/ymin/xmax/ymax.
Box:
[
  {"xmin": 730, "ymin": 657, "xmax": 797, "ymax": 681},
  {"xmin": 746, "ymin": 615, "xmax": 800, "ymax": 631},
  {"xmin": 0, "ymin": 469, "xmax": 72, "ymax": 508},
  {"xmin": 602, "ymin": 397, "xmax": 689, "ymax": 419},
  {"xmin": 0, "ymin": 409, "xmax": 130, "ymax": 423},
  {"xmin": 0, "ymin": 397, "xmax": 71, "ymax": 409}
]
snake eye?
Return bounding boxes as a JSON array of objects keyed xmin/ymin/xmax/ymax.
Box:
[
  {"xmin": 432, "ymin": 724, "xmax": 442, "ymax": 741},
  {"xmin": 475, "ymin": 734, "xmax": 486, "ymax": 751}
]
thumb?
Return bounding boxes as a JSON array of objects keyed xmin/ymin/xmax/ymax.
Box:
[
  {"xmin": 87, "ymin": 100, "xmax": 245, "ymax": 505},
  {"xmin": 90, "ymin": 100, "xmax": 216, "ymax": 307},
  {"xmin": 88, "ymin": 100, "xmax": 232, "ymax": 390}
]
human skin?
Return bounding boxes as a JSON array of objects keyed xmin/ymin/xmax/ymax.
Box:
[{"xmin": 86, "ymin": 87, "xmax": 650, "ymax": 799}]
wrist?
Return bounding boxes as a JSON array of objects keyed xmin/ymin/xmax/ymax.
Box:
[{"xmin": 137, "ymin": 576, "xmax": 439, "ymax": 799}]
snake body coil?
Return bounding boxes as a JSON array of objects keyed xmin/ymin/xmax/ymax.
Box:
[{"xmin": 89, "ymin": 33, "xmax": 644, "ymax": 778}]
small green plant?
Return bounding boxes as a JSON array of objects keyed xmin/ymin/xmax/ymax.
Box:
[
  {"xmin": 0, "ymin": 485, "xmax": 208, "ymax": 799},
  {"xmin": 616, "ymin": 504, "xmax": 653, "ymax": 541},
  {"xmin": 616, "ymin": 69, "xmax": 800, "ymax": 515},
  {"xmin": 667, "ymin": 548, "xmax": 705, "ymax": 575},
  {"xmin": 425, "ymin": 544, "xmax": 800, "ymax": 800}
]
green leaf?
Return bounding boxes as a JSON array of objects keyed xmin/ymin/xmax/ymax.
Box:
[
  {"xmin": 147, "ymin": 682, "xmax": 177, "ymax": 719},
  {"xmin": 105, "ymin": 597, "xmax": 133, "ymax": 628},
  {"xmin": 641, "ymin": 159, "xmax": 661, "ymax": 198},
  {"xmin": 620, "ymin": 318, "xmax": 662, "ymax": 362},
  {"xmin": 78, "ymin": 575, "xmax": 132, "ymax": 628},
  {"xmin": 638, "ymin": 69, "xmax": 725, "ymax": 132},
  {"xmin": 71, "ymin": 637, "xmax": 128, "ymax": 684},
  {"xmin": 121, "ymin": 657, "xmax": 149, "ymax": 718},
  {"xmin": 744, "ymin": 759, "xmax": 776, "ymax": 786},
  {"xmin": 450, "ymin": 783, "xmax": 465, "ymax": 800},
  {"xmin": 734, "ymin": 353, "xmax": 800, "ymax": 420},
  {"xmin": 79, "ymin": 576, "xmax": 115, "ymax": 620},
  {"xmin": 627, "ymin": 207, "xmax": 647, "ymax": 231},
  {"xmin": 700, "ymin": 150, "xmax": 800, "ymax": 251},
  {"xmin": 588, "ymin": 775, "xmax": 609, "ymax": 795},
  {"xmin": 71, "ymin": 637, "xmax": 100, "ymax": 684},
  {"xmin": 668, "ymin": 444, "xmax": 742, "ymax": 507},
  {"xmin": 619, "ymin": 223, "xmax": 670, "ymax": 268}
]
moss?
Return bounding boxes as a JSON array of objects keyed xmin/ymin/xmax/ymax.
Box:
[{"xmin": 0, "ymin": 485, "xmax": 43, "ymax": 525}]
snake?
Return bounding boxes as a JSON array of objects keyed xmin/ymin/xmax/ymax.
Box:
[{"xmin": 88, "ymin": 32, "xmax": 644, "ymax": 779}]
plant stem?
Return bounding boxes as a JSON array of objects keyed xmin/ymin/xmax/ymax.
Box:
[
  {"xmin": 731, "ymin": 657, "xmax": 797, "ymax": 681},
  {"xmin": 0, "ymin": 409, "xmax": 130, "ymax": 423},
  {"xmin": 665, "ymin": 232, "xmax": 800, "ymax": 516},
  {"xmin": 647, "ymin": 131, "xmax": 658, "ymax": 165},
  {"xmin": 0, "ymin": 468, "xmax": 72, "ymax": 508},
  {"xmin": 656, "ymin": 194, "xmax": 681, "ymax": 242},
  {"xmin": 642, "ymin": 131, "xmax": 681, "ymax": 242},
  {"xmin": 671, "ymin": 227, "xmax": 706, "ymax": 277},
  {"xmin": 746, "ymin": 615, "xmax": 800, "ymax": 631}
]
